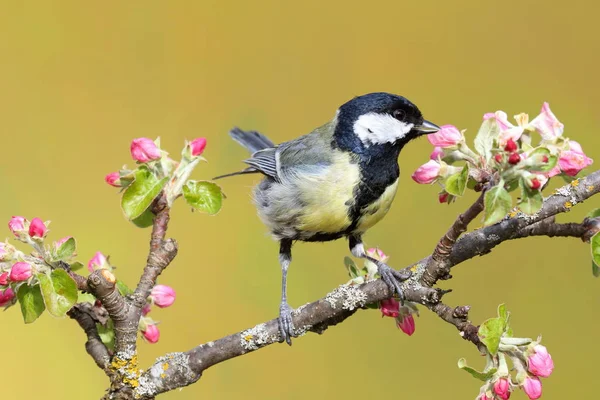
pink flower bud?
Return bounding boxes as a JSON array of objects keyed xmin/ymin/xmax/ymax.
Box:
[
  {"xmin": 493, "ymin": 377, "xmax": 511, "ymax": 400},
  {"xmin": 105, "ymin": 172, "xmax": 122, "ymax": 187},
  {"xmin": 546, "ymin": 165, "xmax": 561, "ymax": 178},
  {"xmin": 130, "ymin": 138, "xmax": 162, "ymax": 163},
  {"xmin": 28, "ymin": 218, "xmax": 48, "ymax": 238},
  {"xmin": 527, "ymin": 344, "xmax": 554, "ymax": 378},
  {"xmin": 189, "ymin": 137, "xmax": 207, "ymax": 157},
  {"xmin": 88, "ymin": 251, "xmax": 107, "ymax": 273},
  {"xmin": 484, "ymin": 111, "xmax": 513, "ymax": 131},
  {"xmin": 0, "ymin": 288, "xmax": 15, "ymax": 307},
  {"xmin": 53, "ymin": 236, "xmax": 72, "ymax": 250},
  {"xmin": 504, "ymin": 139, "xmax": 518, "ymax": 152},
  {"xmin": 427, "ymin": 125, "xmax": 462, "ymax": 148},
  {"xmin": 142, "ymin": 323, "xmax": 160, "ymax": 344},
  {"xmin": 430, "ymin": 146, "xmax": 444, "ymax": 160},
  {"xmin": 396, "ymin": 313, "xmax": 416, "ymax": 336},
  {"xmin": 142, "ymin": 304, "xmax": 152, "ymax": 316},
  {"xmin": 522, "ymin": 376, "xmax": 542, "ymax": 399},
  {"xmin": 8, "ymin": 216, "xmax": 27, "ymax": 236},
  {"xmin": 150, "ymin": 285, "xmax": 176, "ymax": 308},
  {"xmin": 411, "ymin": 160, "xmax": 442, "ymax": 184},
  {"xmin": 0, "ymin": 272, "xmax": 8, "ymax": 285},
  {"xmin": 494, "ymin": 154, "xmax": 504, "ymax": 163},
  {"xmin": 558, "ymin": 147, "xmax": 593, "ymax": 176},
  {"xmin": 10, "ymin": 261, "xmax": 32, "ymax": 282},
  {"xmin": 508, "ymin": 153, "xmax": 521, "ymax": 165},
  {"xmin": 529, "ymin": 178, "xmax": 541, "ymax": 190},
  {"xmin": 366, "ymin": 248, "xmax": 388, "ymax": 262},
  {"xmin": 438, "ymin": 192, "xmax": 449, "ymax": 203},
  {"xmin": 380, "ymin": 298, "xmax": 400, "ymax": 318},
  {"xmin": 529, "ymin": 102, "xmax": 564, "ymax": 141}
]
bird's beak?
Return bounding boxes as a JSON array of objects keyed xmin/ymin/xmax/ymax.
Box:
[{"xmin": 414, "ymin": 120, "xmax": 440, "ymax": 134}]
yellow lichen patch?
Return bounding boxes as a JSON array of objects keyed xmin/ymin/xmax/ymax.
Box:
[
  {"xmin": 564, "ymin": 201, "xmax": 573, "ymax": 209},
  {"xmin": 162, "ymin": 362, "xmax": 169, "ymax": 371},
  {"xmin": 410, "ymin": 264, "xmax": 419, "ymax": 273},
  {"xmin": 161, "ymin": 373, "xmax": 166, "ymax": 379},
  {"xmin": 571, "ymin": 179, "xmax": 580, "ymax": 187},
  {"xmin": 508, "ymin": 210, "xmax": 518, "ymax": 218},
  {"xmin": 588, "ymin": 185, "xmax": 595, "ymax": 191},
  {"xmin": 244, "ymin": 334, "xmax": 253, "ymax": 342}
]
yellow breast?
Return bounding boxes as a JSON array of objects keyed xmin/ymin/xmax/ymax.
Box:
[
  {"xmin": 355, "ymin": 178, "xmax": 399, "ymax": 233},
  {"xmin": 295, "ymin": 152, "xmax": 360, "ymax": 234}
]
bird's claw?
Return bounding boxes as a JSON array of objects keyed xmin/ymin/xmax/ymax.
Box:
[
  {"xmin": 278, "ymin": 302, "xmax": 296, "ymax": 345},
  {"xmin": 377, "ymin": 262, "xmax": 411, "ymax": 303}
]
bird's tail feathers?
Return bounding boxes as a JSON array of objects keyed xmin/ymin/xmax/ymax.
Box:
[
  {"xmin": 230, "ymin": 127, "xmax": 275, "ymax": 153},
  {"xmin": 213, "ymin": 167, "xmax": 258, "ymax": 180}
]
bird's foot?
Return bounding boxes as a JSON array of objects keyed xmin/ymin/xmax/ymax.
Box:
[
  {"xmin": 278, "ymin": 301, "xmax": 296, "ymax": 345},
  {"xmin": 376, "ymin": 262, "xmax": 411, "ymax": 303}
]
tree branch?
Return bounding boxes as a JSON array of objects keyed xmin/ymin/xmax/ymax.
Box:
[
  {"xmin": 67, "ymin": 303, "xmax": 111, "ymax": 371},
  {"xmin": 128, "ymin": 170, "xmax": 600, "ymax": 398}
]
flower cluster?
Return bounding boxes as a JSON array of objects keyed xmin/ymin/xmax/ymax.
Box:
[
  {"xmin": 105, "ymin": 136, "xmax": 224, "ymax": 226},
  {"xmin": 460, "ymin": 305, "xmax": 554, "ymax": 400},
  {"xmin": 412, "ymin": 103, "xmax": 593, "ymax": 224},
  {"xmin": 138, "ymin": 284, "xmax": 177, "ymax": 343},
  {"xmin": 344, "ymin": 248, "xmax": 418, "ymax": 336}
]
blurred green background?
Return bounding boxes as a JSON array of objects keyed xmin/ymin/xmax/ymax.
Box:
[{"xmin": 0, "ymin": 1, "xmax": 598, "ymax": 399}]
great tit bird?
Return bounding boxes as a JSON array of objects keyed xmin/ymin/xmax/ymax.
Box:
[{"xmin": 216, "ymin": 92, "xmax": 439, "ymax": 344}]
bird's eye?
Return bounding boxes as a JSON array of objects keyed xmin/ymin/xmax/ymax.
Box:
[{"xmin": 393, "ymin": 109, "xmax": 406, "ymax": 120}]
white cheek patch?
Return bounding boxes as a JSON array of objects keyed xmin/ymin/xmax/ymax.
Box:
[{"xmin": 353, "ymin": 113, "xmax": 414, "ymax": 146}]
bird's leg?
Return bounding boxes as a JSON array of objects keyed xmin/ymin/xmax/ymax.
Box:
[
  {"xmin": 278, "ymin": 239, "xmax": 295, "ymax": 345},
  {"xmin": 348, "ymin": 235, "xmax": 411, "ymax": 303}
]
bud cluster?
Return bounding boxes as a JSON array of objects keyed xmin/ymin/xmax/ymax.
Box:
[
  {"xmin": 138, "ymin": 284, "xmax": 177, "ymax": 344},
  {"xmin": 412, "ymin": 103, "xmax": 593, "ymax": 224}
]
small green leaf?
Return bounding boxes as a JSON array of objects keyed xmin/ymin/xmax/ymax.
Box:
[
  {"xmin": 445, "ymin": 164, "xmax": 469, "ymax": 197},
  {"xmin": 587, "ymin": 208, "xmax": 600, "ymax": 219},
  {"xmin": 70, "ymin": 261, "xmax": 84, "ymax": 272},
  {"xmin": 483, "ymin": 184, "xmax": 512, "ymax": 226},
  {"xmin": 523, "ymin": 148, "xmax": 557, "ymax": 172},
  {"xmin": 116, "ymin": 280, "xmax": 133, "ymax": 296},
  {"xmin": 474, "ymin": 118, "xmax": 500, "ymax": 161},
  {"xmin": 593, "ymin": 261, "xmax": 600, "ymax": 278},
  {"xmin": 77, "ymin": 292, "xmax": 96, "ymax": 303},
  {"xmin": 497, "ymin": 303, "xmax": 508, "ymax": 323},
  {"xmin": 131, "ymin": 207, "xmax": 155, "ymax": 228},
  {"xmin": 53, "ymin": 237, "xmax": 76, "ymax": 261},
  {"xmin": 38, "ymin": 270, "xmax": 78, "ymax": 317},
  {"xmin": 518, "ymin": 179, "xmax": 543, "ymax": 215},
  {"xmin": 591, "ymin": 233, "xmax": 600, "ymax": 269},
  {"xmin": 344, "ymin": 257, "xmax": 360, "ymax": 279},
  {"xmin": 478, "ymin": 317, "xmax": 505, "ymax": 355},
  {"xmin": 183, "ymin": 180, "xmax": 224, "ymax": 215},
  {"xmin": 97, "ymin": 319, "xmax": 115, "ymax": 351},
  {"xmin": 17, "ymin": 284, "xmax": 46, "ymax": 323},
  {"xmin": 457, "ymin": 358, "xmax": 498, "ymax": 381},
  {"xmin": 121, "ymin": 166, "xmax": 168, "ymax": 220}
]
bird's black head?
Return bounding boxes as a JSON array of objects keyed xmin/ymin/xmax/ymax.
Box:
[{"xmin": 333, "ymin": 92, "xmax": 439, "ymax": 154}]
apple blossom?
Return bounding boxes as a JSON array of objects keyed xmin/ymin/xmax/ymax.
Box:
[
  {"xmin": 130, "ymin": 138, "xmax": 161, "ymax": 163},
  {"xmin": 427, "ymin": 125, "xmax": 463, "ymax": 148},
  {"xmin": 150, "ymin": 285, "xmax": 176, "ymax": 308},
  {"xmin": 10, "ymin": 261, "xmax": 32, "ymax": 282}
]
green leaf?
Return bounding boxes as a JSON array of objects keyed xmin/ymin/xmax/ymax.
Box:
[
  {"xmin": 497, "ymin": 303, "xmax": 508, "ymax": 323},
  {"xmin": 344, "ymin": 257, "xmax": 360, "ymax": 278},
  {"xmin": 592, "ymin": 233, "xmax": 600, "ymax": 269},
  {"xmin": 121, "ymin": 166, "xmax": 168, "ymax": 220},
  {"xmin": 518, "ymin": 179, "xmax": 543, "ymax": 215},
  {"xmin": 131, "ymin": 207, "xmax": 155, "ymax": 228},
  {"xmin": 183, "ymin": 180, "xmax": 224, "ymax": 215},
  {"xmin": 474, "ymin": 118, "xmax": 500, "ymax": 161},
  {"xmin": 587, "ymin": 208, "xmax": 600, "ymax": 219},
  {"xmin": 593, "ymin": 261, "xmax": 600, "ymax": 278},
  {"xmin": 53, "ymin": 237, "xmax": 76, "ymax": 261},
  {"xmin": 478, "ymin": 317, "xmax": 505, "ymax": 355},
  {"xmin": 38, "ymin": 270, "xmax": 78, "ymax": 317},
  {"xmin": 445, "ymin": 164, "xmax": 469, "ymax": 197},
  {"xmin": 457, "ymin": 358, "xmax": 498, "ymax": 381},
  {"xmin": 116, "ymin": 280, "xmax": 133, "ymax": 296},
  {"xmin": 17, "ymin": 284, "xmax": 45, "ymax": 323},
  {"xmin": 70, "ymin": 261, "xmax": 84, "ymax": 272},
  {"xmin": 77, "ymin": 292, "xmax": 96, "ymax": 303},
  {"xmin": 483, "ymin": 185, "xmax": 512, "ymax": 226},
  {"xmin": 97, "ymin": 319, "xmax": 115, "ymax": 351},
  {"xmin": 522, "ymin": 147, "xmax": 558, "ymax": 172}
]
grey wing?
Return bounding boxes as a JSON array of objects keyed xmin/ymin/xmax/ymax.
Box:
[{"xmin": 244, "ymin": 121, "xmax": 335, "ymax": 181}]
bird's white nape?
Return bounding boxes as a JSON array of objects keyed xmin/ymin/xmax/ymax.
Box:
[{"xmin": 353, "ymin": 112, "xmax": 414, "ymax": 146}]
